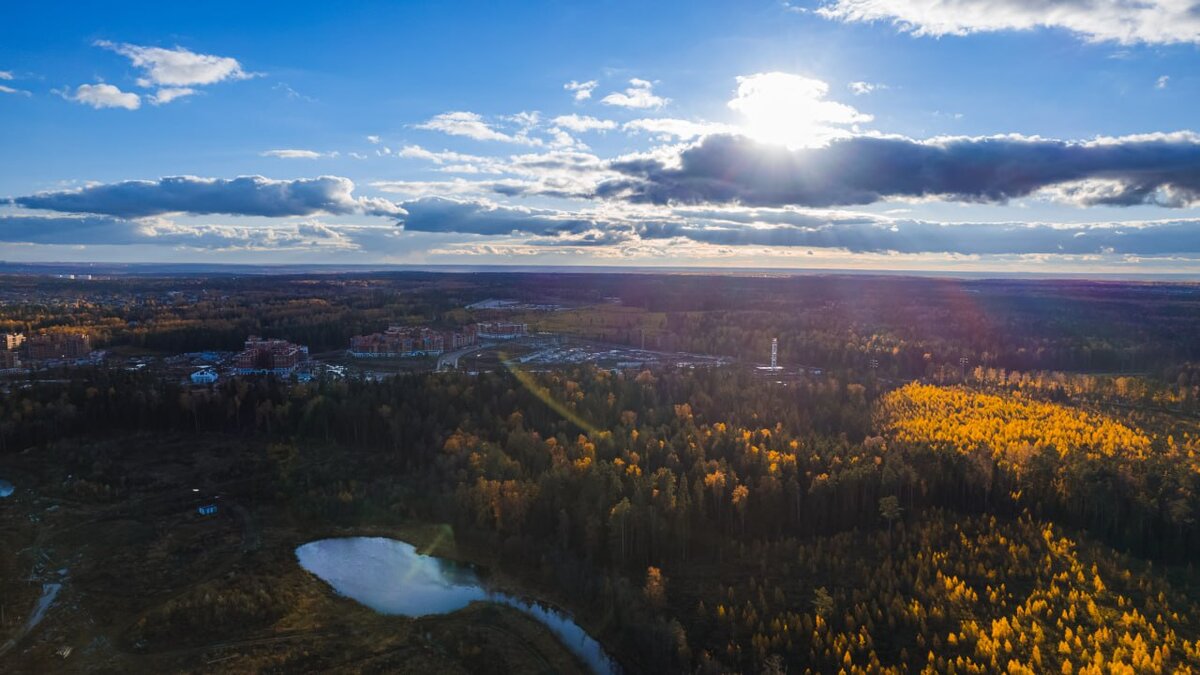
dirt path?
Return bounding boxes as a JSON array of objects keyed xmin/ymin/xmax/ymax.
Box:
[{"xmin": 0, "ymin": 581, "xmax": 62, "ymax": 659}]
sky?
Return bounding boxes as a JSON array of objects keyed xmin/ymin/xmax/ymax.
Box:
[{"xmin": 2, "ymin": 0, "xmax": 1200, "ymax": 274}]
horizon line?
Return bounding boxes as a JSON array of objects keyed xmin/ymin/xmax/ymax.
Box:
[{"xmin": 2, "ymin": 261, "xmax": 1200, "ymax": 283}]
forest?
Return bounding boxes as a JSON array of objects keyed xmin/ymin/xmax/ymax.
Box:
[
  {"xmin": 3, "ymin": 362, "xmax": 1200, "ymax": 672},
  {"xmin": 3, "ymin": 272, "xmax": 1200, "ymax": 673}
]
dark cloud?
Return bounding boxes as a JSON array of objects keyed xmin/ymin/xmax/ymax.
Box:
[
  {"xmin": 0, "ymin": 215, "xmax": 148, "ymax": 245},
  {"xmin": 398, "ymin": 197, "xmax": 612, "ymax": 237},
  {"xmin": 597, "ymin": 133, "xmax": 1200, "ymax": 208},
  {"xmin": 396, "ymin": 198, "xmax": 1200, "ymax": 256},
  {"xmin": 635, "ymin": 218, "xmax": 1200, "ymax": 255},
  {"xmin": 487, "ymin": 180, "xmax": 595, "ymax": 200},
  {"xmin": 7, "ymin": 201, "xmax": 1200, "ymax": 257},
  {"xmin": 11, "ymin": 175, "xmax": 403, "ymax": 218}
]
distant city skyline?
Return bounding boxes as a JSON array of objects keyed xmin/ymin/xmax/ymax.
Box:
[{"xmin": 3, "ymin": 1, "xmax": 1200, "ymax": 274}]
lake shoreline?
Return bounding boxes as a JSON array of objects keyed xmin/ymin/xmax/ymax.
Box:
[
  {"xmin": 285, "ymin": 520, "xmax": 634, "ymax": 670},
  {"xmin": 296, "ymin": 535, "xmax": 622, "ymax": 675}
]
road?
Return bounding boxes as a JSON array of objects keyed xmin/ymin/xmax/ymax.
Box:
[{"xmin": 437, "ymin": 344, "xmax": 485, "ymax": 371}]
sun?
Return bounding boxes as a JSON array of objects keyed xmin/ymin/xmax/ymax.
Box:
[{"xmin": 728, "ymin": 72, "xmax": 872, "ymax": 149}]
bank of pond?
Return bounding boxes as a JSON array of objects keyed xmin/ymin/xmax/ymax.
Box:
[{"xmin": 296, "ymin": 536, "xmax": 620, "ymax": 675}]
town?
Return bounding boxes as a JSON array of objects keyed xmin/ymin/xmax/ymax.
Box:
[{"xmin": 0, "ymin": 302, "xmax": 728, "ymax": 389}]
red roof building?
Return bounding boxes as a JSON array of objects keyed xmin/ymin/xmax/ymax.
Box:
[
  {"xmin": 348, "ymin": 325, "xmax": 475, "ymax": 357},
  {"xmin": 234, "ymin": 336, "xmax": 308, "ymax": 375}
]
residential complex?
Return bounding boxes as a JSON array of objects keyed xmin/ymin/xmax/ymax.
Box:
[
  {"xmin": 348, "ymin": 325, "xmax": 476, "ymax": 358},
  {"xmin": 476, "ymin": 321, "xmax": 528, "ymax": 339},
  {"xmin": 447, "ymin": 327, "xmax": 477, "ymax": 350},
  {"xmin": 234, "ymin": 337, "xmax": 308, "ymax": 375},
  {"xmin": 26, "ymin": 332, "xmax": 92, "ymax": 360},
  {"xmin": 0, "ymin": 349, "xmax": 20, "ymax": 371}
]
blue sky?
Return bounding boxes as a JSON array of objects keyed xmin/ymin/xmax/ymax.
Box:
[{"xmin": 3, "ymin": 0, "xmax": 1200, "ymax": 273}]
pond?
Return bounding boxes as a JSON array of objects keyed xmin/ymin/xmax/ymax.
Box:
[{"xmin": 296, "ymin": 537, "xmax": 620, "ymax": 674}]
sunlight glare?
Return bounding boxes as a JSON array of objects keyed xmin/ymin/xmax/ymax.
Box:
[{"xmin": 728, "ymin": 72, "xmax": 872, "ymax": 149}]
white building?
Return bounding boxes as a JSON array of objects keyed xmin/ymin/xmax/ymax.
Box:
[
  {"xmin": 190, "ymin": 369, "xmax": 218, "ymax": 384},
  {"xmin": 477, "ymin": 321, "xmax": 528, "ymax": 339}
]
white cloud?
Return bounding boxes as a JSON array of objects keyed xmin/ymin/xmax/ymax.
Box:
[
  {"xmin": 848, "ymin": 81, "xmax": 885, "ymax": 95},
  {"xmin": 150, "ymin": 87, "xmax": 196, "ymax": 105},
  {"xmin": 494, "ymin": 150, "xmax": 618, "ymax": 199},
  {"xmin": 415, "ymin": 111, "xmax": 542, "ymax": 145},
  {"xmin": 399, "ymin": 145, "xmax": 461, "ymax": 162},
  {"xmin": 135, "ymin": 220, "xmax": 363, "ymax": 251},
  {"xmin": 547, "ymin": 128, "xmax": 585, "ymax": 150},
  {"xmin": 0, "ymin": 70, "xmax": 30, "ymax": 95},
  {"xmin": 601, "ymin": 78, "xmax": 669, "ymax": 109},
  {"xmin": 367, "ymin": 135, "xmax": 382, "ymax": 144},
  {"xmin": 370, "ymin": 178, "xmax": 495, "ymax": 198},
  {"xmin": 95, "ymin": 40, "xmax": 252, "ymax": 87},
  {"xmin": 623, "ymin": 118, "xmax": 735, "ymax": 141},
  {"xmin": 373, "ymin": 148, "xmax": 618, "ymax": 200},
  {"xmin": 0, "ymin": 214, "xmax": 392, "ymax": 252},
  {"xmin": 62, "ymin": 83, "xmax": 141, "ymax": 110},
  {"xmin": 416, "ymin": 111, "xmax": 511, "ymax": 141},
  {"xmin": 398, "ymin": 145, "xmax": 506, "ymax": 173},
  {"xmin": 505, "ymin": 110, "xmax": 541, "ymax": 128},
  {"xmin": 815, "ymin": 0, "xmax": 1200, "ymax": 45},
  {"xmin": 552, "ymin": 114, "xmax": 616, "ymax": 133},
  {"xmin": 728, "ymin": 72, "xmax": 871, "ymax": 148},
  {"xmin": 564, "ymin": 79, "xmax": 598, "ymax": 101},
  {"xmin": 260, "ymin": 149, "xmax": 339, "ymax": 159},
  {"xmin": 273, "ymin": 82, "xmax": 315, "ymax": 102},
  {"xmin": 1156, "ymin": 75, "xmax": 1170, "ymax": 89}
]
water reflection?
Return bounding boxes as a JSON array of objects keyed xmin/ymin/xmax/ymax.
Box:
[{"xmin": 297, "ymin": 537, "xmax": 620, "ymax": 674}]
